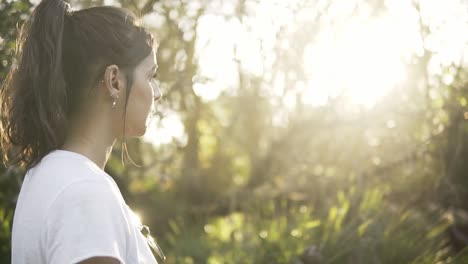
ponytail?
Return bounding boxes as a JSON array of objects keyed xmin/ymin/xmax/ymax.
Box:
[{"xmin": 0, "ymin": 0, "xmax": 72, "ymax": 169}]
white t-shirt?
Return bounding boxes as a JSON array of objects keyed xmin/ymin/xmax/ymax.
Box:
[{"xmin": 11, "ymin": 149, "xmax": 159, "ymax": 264}]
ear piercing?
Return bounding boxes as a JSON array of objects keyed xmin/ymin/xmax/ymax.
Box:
[
  {"xmin": 111, "ymin": 93, "xmax": 118, "ymax": 108},
  {"xmin": 102, "ymin": 80, "xmax": 118, "ymax": 108}
]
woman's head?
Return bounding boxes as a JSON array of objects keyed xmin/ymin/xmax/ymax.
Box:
[{"xmin": 0, "ymin": 0, "xmax": 159, "ymax": 169}]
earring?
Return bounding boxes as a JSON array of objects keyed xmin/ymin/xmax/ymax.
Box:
[{"xmin": 112, "ymin": 95, "xmax": 118, "ymax": 108}]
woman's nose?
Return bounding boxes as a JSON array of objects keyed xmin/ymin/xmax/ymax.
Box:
[{"xmin": 151, "ymin": 79, "xmax": 162, "ymax": 102}]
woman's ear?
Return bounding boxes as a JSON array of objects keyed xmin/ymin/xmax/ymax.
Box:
[{"xmin": 103, "ymin": 64, "xmax": 124, "ymax": 98}]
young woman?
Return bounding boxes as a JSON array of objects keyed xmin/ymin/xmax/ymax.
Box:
[{"xmin": 0, "ymin": 0, "xmax": 164, "ymax": 263}]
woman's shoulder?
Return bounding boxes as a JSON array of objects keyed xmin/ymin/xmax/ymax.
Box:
[
  {"xmin": 35, "ymin": 149, "xmax": 106, "ymax": 179},
  {"xmin": 20, "ymin": 149, "xmax": 125, "ymax": 220},
  {"xmin": 48, "ymin": 178, "xmax": 124, "ymax": 213},
  {"xmin": 27, "ymin": 150, "xmax": 113, "ymax": 191}
]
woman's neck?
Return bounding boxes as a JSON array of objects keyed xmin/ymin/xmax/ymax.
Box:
[
  {"xmin": 60, "ymin": 138, "xmax": 116, "ymax": 170},
  {"xmin": 61, "ymin": 110, "xmax": 117, "ymax": 170}
]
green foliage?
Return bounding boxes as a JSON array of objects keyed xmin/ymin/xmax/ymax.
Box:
[
  {"xmin": 0, "ymin": 0, "xmax": 32, "ymax": 81},
  {"xmin": 0, "ymin": 1, "xmax": 32, "ymax": 262},
  {"xmin": 157, "ymin": 192, "xmax": 451, "ymax": 264}
]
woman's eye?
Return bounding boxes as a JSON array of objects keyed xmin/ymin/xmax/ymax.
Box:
[{"xmin": 149, "ymin": 73, "xmax": 157, "ymax": 81}]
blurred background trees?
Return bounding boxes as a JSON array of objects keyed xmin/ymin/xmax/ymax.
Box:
[{"xmin": 1, "ymin": 0, "xmax": 468, "ymax": 263}]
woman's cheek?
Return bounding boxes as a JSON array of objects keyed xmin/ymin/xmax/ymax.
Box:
[{"xmin": 125, "ymin": 79, "xmax": 146, "ymax": 136}]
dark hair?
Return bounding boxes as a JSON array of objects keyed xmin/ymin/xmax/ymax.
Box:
[{"xmin": 0, "ymin": 0, "xmax": 154, "ymax": 170}]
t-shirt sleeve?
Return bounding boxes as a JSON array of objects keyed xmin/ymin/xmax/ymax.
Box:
[{"xmin": 44, "ymin": 180, "xmax": 130, "ymax": 264}]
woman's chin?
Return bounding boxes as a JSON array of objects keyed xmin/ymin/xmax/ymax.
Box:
[
  {"xmin": 136, "ymin": 126, "xmax": 147, "ymax": 137},
  {"xmin": 125, "ymin": 125, "xmax": 147, "ymax": 138}
]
